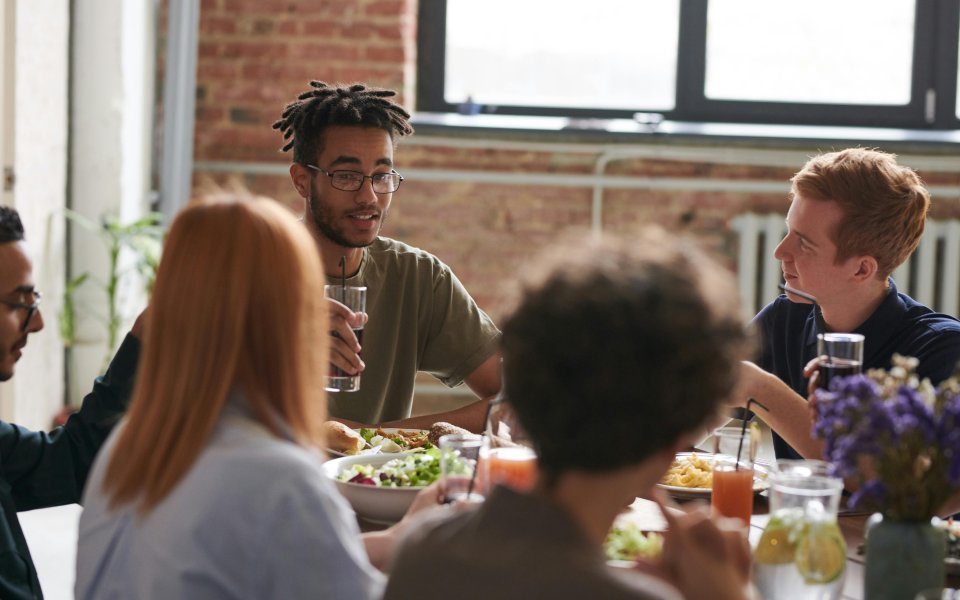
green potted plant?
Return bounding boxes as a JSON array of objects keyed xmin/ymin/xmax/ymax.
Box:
[{"xmin": 61, "ymin": 209, "xmax": 163, "ymax": 372}]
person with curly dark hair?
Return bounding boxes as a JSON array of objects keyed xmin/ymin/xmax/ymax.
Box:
[
  {"xmin": 0, "ymin": 205, "xmax": 142, "ymax": 599},
  {"xmin": 274, "ymin": 81, "xmax": 501, "ymax": 431},
  {"xmin": 384, "ymin": 228, "xmax": 754, "ymax": 600}
]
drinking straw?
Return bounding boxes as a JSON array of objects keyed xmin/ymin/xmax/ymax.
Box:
[
  {"xmin": 778, "ymin": 283, "xmax": 826, "ymax": 339},
  {"xmin": 339, "ymin": 255, "xmax": 347, "ymax": 291},
  {"xmin": 735, "ymin": 398, "xmax": 769, "ymax": 470},
  {"xmin": 465, "ymin": 394, "xmax": 503, "ymax": 499}
]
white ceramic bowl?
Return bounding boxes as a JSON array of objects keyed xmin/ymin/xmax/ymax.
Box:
[{"xmin": 322, "ymin": 453, "xmax": 424, "ymax": 524}]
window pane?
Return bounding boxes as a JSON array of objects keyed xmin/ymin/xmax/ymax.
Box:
[
  {"xmin": 445, "ymin": 0, "xmax": 679, "ymax": 111},
  {"xmin": 705, "ymin": 0, "xmax": 914, "ymax": 105}
]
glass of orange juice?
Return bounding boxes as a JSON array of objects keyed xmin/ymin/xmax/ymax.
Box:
[
  {"xmin": 710, "ymin": 426, "xmax": 755, "ymax": 524},
  {"xmin": 484, "ymin": 398, "xmax": 538, "ymax": 492},
  {"xmin": 485, "ymin": 445, "xmax": 537, "ymax": 492}
]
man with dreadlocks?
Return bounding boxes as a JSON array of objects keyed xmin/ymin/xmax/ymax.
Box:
[{"xmin": 274, "ymin": 81, "xmax": 501, "ymax": 431}]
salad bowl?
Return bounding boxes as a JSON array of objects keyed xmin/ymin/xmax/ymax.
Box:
[{"xmin": 321, "ymin": 452, "xmax": 437, "ymax": 524}]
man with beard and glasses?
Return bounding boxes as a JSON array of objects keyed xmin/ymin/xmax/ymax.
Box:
[
  {"xmin": 736, "ymin": 148, "xmax": 960, "ymax": 460},
  {"xmin": 273, "ymin": 81, "xmax": 501, "ymax": 431},
  {"xmin": 0, "ymin": 205, "xmax": 141, "ymax": 599}
]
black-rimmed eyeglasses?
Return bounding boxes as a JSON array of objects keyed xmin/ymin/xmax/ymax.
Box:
[
  {"xmin": 304, "ymin": 164, "xmax": 404, "ymax": 194},
  {"xmin": 0, "ymin": 290, "xmax": 41, "ymax": 333}
]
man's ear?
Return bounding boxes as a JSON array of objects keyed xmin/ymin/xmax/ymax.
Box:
[
  {"xmin": 851, "ymin": 255, "xmax": 879, "ymax": 282},
  {"xmin": 290, "ymin": 163, "xmax": 310, "ymax": 199}
]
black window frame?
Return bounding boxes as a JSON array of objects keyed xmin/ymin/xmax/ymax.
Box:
[{"xmin": 416, "ymin": 0, "xmax": 960, "ymax": 130}]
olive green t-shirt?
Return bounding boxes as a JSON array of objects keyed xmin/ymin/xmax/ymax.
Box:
[{"xmin": 326, "ymin": 237, "xmax": 500, "ymax": 424}]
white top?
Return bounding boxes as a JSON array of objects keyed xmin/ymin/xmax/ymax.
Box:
[{"xmin": 75, "ymin": 397, "xmax": 383, "ymax": 600}]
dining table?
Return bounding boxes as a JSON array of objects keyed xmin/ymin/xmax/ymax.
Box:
[
  {"xmin": 349, "ymin": 420, "xmax": 960, "ymax": 597},
  {"xmin": 359, "ymin": 489, "xmax": 954, "ymax": 599},
  {"xmin": 619, "ymin": 493, "xmax": 960, "ymax": 600},
  {"xmin": 623, "ymin": 415, "xmax": 949, "ymax": 599}
]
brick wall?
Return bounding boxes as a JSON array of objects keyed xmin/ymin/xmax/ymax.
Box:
[
  {"xmin": 193, "ymin": 0, "xmax": 415, "ymax": 164},
  {"xmin": 188, "ymin": 0, "xmax": 960, "ymax": 328}
]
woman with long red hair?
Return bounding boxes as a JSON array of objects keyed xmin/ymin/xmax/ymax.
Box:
[{"xmin": 75, "ymin": 192, "xmax": 429, "ymax": 599}]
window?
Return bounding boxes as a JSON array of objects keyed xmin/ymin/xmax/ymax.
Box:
[
  {"xmin": 704, "ymin": 0, "xmax": 913, "ymax": 105},
  {"xmin": 955, "ymin": 28, "xmax": 960, "ymax": 118},
  {"xmin": 417, "ymin": 0, "xmax": 960, "ymax": 130},
  {"xmin": 443, "ymin": 0, "xmax": 679, "ymax": 113}
]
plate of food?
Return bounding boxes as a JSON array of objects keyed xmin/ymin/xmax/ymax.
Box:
[
  {"xmin": 604, "ymin": 521, "xmax": 664, "ymax": 567},
  {"xmin": 322, "ymin": 421, "xmax": 431, "ymax": 457},
  {"xmin": 657, "ymin": 452, "xmax": 772, "ymax": 499},
  {"xmin": 321, "ymin": 450, "xmax": 443, "ymax": 524},
  {"xmin": 322, "ymin": 423, "xmax": 476, "ymax": 523}
]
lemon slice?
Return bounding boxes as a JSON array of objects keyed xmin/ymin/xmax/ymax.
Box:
[
  {"xmin": 755, "ymin": 515, "xmax": 798, "ymax": 564},
  {"xmin": 795, "ymin": 522, "xmax": 846, "ymax": 584},
  {"xmin": 755, "ymin": 524, "xmax": 795, "ymax": 564}
]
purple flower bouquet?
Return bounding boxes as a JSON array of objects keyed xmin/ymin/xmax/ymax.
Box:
[{"xmin": 813, "ymin": 355, "xmax": 960, "ymax": 520}]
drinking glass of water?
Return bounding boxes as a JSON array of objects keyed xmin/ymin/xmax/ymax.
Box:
[
  {"xmin": 439, "ymin": 434, "xmax": 485, "ymax": 504},
  {"xmin": 324, "ymin": 285, "xmax": 367, "ymax": 392}
]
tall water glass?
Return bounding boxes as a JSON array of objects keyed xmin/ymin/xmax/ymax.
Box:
[
  {"xmin": 439, "ymin": 433, "xmax": 485, "ymax": 504},
  {"xmin": 817, "ymin": 333, "xmax": 864, "ymax": 390},
  {"xmin": 776, "ymin": 459, "xmax": 830, "ymax": 478},
  {"xmin": 324, "ymin": 285, "xmax": 367, "ymax": 392}
]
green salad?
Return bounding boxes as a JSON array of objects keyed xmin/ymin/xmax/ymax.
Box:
[
  {"xmin": 337, "ymin": 447, "xmax": 444, "ymax": 488},
  {"xmin": 604, "ymin": 522, "xmax": 664, "ymax": 562}
]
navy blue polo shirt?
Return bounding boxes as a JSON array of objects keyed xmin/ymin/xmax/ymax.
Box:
[{"xmin": 753, "ymin": 279, "xmax": 960, "ymax": 459}]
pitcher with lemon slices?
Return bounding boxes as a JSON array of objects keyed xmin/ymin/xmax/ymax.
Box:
[{"xmin": 753, "ymin": 473, "xmax": 846, "ymax": 600}]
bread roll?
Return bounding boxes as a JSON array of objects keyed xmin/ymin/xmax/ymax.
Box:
[
  {"xmin": 322, "ymin": 421, "xmax": 365, "ymax": 455},
  {"xmin": 428, "ymin": 421, "xmax": 471, "ymax": 446}
]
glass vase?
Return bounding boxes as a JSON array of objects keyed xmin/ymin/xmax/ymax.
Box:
[{"xmin": 864, "ymin": 513, "xmax": 945, "ymax": 600}]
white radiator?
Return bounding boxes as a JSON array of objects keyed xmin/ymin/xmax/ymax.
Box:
[{"xmin": 732, "ymin": 213, "xmax": 960, "ymax": 319}]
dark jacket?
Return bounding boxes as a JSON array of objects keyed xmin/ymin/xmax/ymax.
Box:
[{"xmin": 0, "ymin": 334, "xmax": 139, "ymax": 599}]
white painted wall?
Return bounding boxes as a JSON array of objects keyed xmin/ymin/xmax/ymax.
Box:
[
  {"xmin": 0, "ymin": 0, "xmax": 14, "ymax": 208},
  {"xmin": 69, "ymin": 0, "xmax": 154, "ymax": 403},
  {"xmin": 0, "ymin": 0, "xmax": 157, "ymax": 424},
  {"xmin": 0, "ymin": 0, "xmax": 15, "ymax": 423},
  {"xmin": 1, "ymin": 0, "xmax": 70, "ymax": 430}
]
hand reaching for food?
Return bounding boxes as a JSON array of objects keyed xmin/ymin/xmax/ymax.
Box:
[{"xmin": 651, "ymin": 490, "xmax": 753, "ymax": 600}]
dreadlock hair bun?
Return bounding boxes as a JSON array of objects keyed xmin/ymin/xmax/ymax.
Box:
[{"xmin": 272, "ymin": 81, "xmax": 414, "ymax": 165}]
